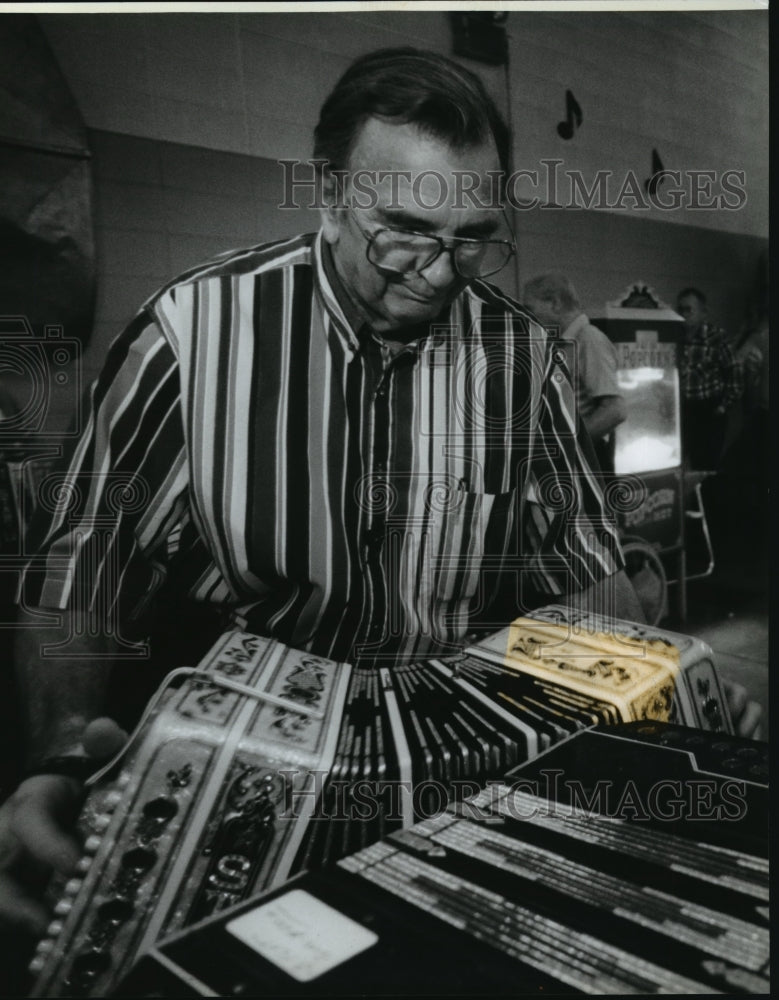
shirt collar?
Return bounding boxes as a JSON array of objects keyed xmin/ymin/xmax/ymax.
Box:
[
  {"xmin": 313, "ymin": 231, "xmax": 363, "ymax": 358},
  {"xmin": 320, "ymin": 236, "xmax": 370, "ymax": 343},
  {"xmin": 561, "ymin": 312, "xmax": 589, "ymax": 340}
]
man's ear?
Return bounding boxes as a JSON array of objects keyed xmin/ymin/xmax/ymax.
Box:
[{"xmin": 319, "ymin": 169, "xmax": 343, "ymax": 245}]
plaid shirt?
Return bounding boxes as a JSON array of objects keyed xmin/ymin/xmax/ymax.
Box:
[{"xmin": 680, "ymin": 323, "xmax": 743, "ymax": 409}]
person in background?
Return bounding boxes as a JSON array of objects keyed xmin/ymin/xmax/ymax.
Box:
[
  {"xmin": 523, "ymin": 273, "xmax": 626, "ymax": 474},
  {"xmin": 676, "ymin": 287, "xmax": 743, "ymax": 471}
]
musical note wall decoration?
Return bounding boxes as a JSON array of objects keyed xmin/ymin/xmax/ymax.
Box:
[
  {"xmin": 644, "ymin": 148, "xmax": 666, "ymax": 196},
  {"xmin": 557, "ymin": 89, "xmax": 583, "ymax": 139}
]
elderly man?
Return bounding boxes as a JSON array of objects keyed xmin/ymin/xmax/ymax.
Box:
[
  {"xmin": 1, "ymin": 48, "xmax": 641, "ymax": 933},
  {"xmin": 523, "ymin": 272, "xmax": 626, "ymax": 475}
]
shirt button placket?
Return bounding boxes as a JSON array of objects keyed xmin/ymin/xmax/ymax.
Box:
[{"xmin": 364, "ymin": 362, "xmax": 391, "ymax": 650}]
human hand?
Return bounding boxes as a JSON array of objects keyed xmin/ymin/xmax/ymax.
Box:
[
  {"xmin": 723, "ymin": 680, "xmax": 763, "ymax": 740},
  {"xmin": 0, "ymin": 775, "xmax": 83, "ymax": 936},
  {"xmin": 0, "ymin": 717, "xmax": 127, "ymax": 936}
]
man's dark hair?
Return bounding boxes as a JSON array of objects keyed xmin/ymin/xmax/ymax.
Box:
[
  {"xmin": 677, "ymin": 287, "xmax": 707, "ymax": 305},
  {"xmin": 313, "ymin": 47, "xmax": 510, "ymax": 175}
]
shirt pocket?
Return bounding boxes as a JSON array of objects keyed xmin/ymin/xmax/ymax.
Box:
[{"xmin": 427, "ymin": 487, "xmax": 519, "ymax": 603}]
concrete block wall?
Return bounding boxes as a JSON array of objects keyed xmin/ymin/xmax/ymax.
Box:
[
  {"xmin": 38, "ymin": 12, "xmax": 506, "ymax": 161},
  {"xmin": 501, "ymin": 9, "xmax": 767, "ymax": 326},
  {"xmin": 506, "ymin": 11, "xmax": 767, "ymax": 238},
  {"xmin": 31, "ymin": 10, "xmax": 767, "ymax": 426},
  {"xmin": 39, "ymin": 10, "xmax": 766, "ymax": 234},
  {"xmin": 516, "ymin": 205, "xmax": 766, "ymax": 335},
  {"xmin": 85, "ymin": 130, "xmax": 321, "ymax": 381}
]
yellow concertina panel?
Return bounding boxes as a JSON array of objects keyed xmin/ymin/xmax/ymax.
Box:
[{"xmin": 498, "ymin": 617, "xmax": 681, "ymax": 723}]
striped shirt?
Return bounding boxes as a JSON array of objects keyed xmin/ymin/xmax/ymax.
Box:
[{"xmin": 21, "ymin": 232, "xmax": 624, "ymax": 667}]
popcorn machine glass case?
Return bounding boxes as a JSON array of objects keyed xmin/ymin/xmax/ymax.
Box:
[
  {"xmin": 613, "ymin": 331, "xmax": 681, "ymax": 475},
  {"xmin": 593, "ymin": 289, "xmax": 684, "ymax": 555}
]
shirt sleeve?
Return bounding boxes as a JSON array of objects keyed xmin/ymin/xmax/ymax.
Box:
[
  {"xmin": 521, "ymin": 341, "xmax": 625, "ymax": 597},
  {"xmin": 18, "ymin": 309, "xmax": 189, "ymax": 635},
  {"xmin": 578, "ymin": 324, "xmax": 622, "ymax": 401}
]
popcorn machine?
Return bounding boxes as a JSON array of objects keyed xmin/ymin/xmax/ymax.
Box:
[{"xmin": 593, "ymin": 285, "xmax": 688, "ymax": 620}]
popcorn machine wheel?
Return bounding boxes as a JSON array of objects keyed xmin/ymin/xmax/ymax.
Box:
[{"xmin": 620, "ymin": 534, "xmax": 668, "ymax": 626}]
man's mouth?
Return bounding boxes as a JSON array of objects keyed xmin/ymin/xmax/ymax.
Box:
[{"xmin": 395, "ymin": 286, "xmax": 444, "ymax": 305}]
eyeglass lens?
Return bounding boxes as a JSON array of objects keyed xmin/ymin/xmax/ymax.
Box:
[{"xmin": 368, "ymin": 231, "xmax": 511, "ymax": 278}]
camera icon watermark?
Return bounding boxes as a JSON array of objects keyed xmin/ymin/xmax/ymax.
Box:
[{"xmin": 0, "ymin": 315, "xmax": 83, "ymax": 444}]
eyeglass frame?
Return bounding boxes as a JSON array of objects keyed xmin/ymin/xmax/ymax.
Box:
[{"xmin": 344, "ymin": 206, "xmax": 517, "ymax": 280}]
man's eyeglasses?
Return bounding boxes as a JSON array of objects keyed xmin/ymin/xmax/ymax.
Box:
[{"xmin": 349, "ymin": 210, "xmax": 516, "ymax": 280}]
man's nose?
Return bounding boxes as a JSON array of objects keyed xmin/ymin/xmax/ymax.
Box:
[{"xmin": 419, "ymin": 248, "xmax": 458, "ymax": 289}]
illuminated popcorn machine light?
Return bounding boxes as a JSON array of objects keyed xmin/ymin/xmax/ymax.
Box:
[{"xmin": 593, "ymin": 285, "xmax": 688, "ymax": 621}]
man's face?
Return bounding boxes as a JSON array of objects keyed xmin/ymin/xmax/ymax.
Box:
[
  {"xmin": 321, "ymin": 118, "xmax": 505, "ymax": 334},
  {"xmin": 677, "ymin": 294, "xmax": 706, "ymax": 334},
  {"xmin": 522, "ymin": 294, "xmax": 560, "ymax": 331}
]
